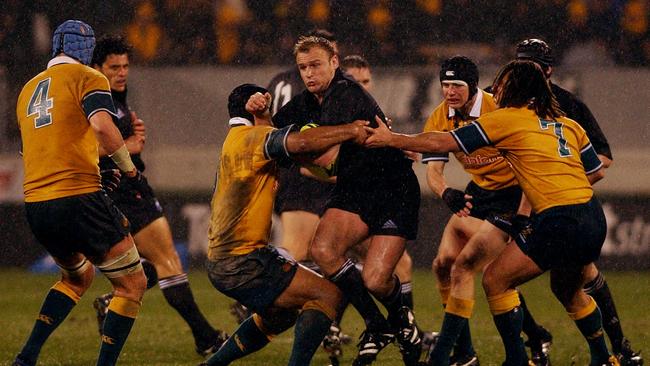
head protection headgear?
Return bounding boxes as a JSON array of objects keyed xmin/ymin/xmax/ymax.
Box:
[
  {"xmin": 228, "ymin": 84, "xmax": 268, "ymax": 126},
  {"xmin": 51, "ymin": 20, "xmax": 96, "ymax": 65},
  {"xmin": 439, "ymin": 56, "xmax": 479, "ymax": 98},
  {"xmin": 516, "ymin": 38, "xmax": 554, "ymax": 68}
]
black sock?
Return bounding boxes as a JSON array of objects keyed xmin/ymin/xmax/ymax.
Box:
[
  {"xmin": 378, "ymin": 276, "xmax": 404, "ymax": 327},
  {"xmin": 329, "ymin": 259, "xmax": 389, "ymax": 332},
  {"xmin": 573, "ymin": 303, "xmax": 610, "ymax": 365},
  {"xmin": 519, "ymin": 291, "xmax": 544, "ymax": 340},
  {"xmin": 441, "ymin": 303, "xmax": 474, "ymax": 357},
  {"xmin": 584, "ymin": 272, "xmax": 625, "ymax": 353},
  {"xmin": 493, "ymin": 307, "xmax": 527, "ymax": 366},
  {"xmin": 429, "ymin": 312, "xmax": 468, "ymax": 365},
  {"xmin": 288, "ymin": 309, "xmax": 332, "ymax": 366},
  {"xmin": 335, "ymin": 295, "xmax": 349, "ymax": 325},
  {"xmin": 454, "ymin": 321, "xmax": 475, "ymax": 357},
  {"xmin": 160, "ymin": 274, "xmax": 218, "ymax": 350},
  {"xmin": 205, "ymin": 316, "xmax": 269, "ymax": 366},
  {"xmin": 97, "ymin": 306, "xmax": 138, "ymax": 366},
  {"xmin": 401, "ymin": 281, "xmax": 414, "ymax": 309},
  {"xmin": 18, "ymin": 287, "xmax": 77, "ymax": 365}
]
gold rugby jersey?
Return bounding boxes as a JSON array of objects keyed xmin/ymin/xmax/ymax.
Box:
[
  {"xmin": 208, "ymin": 124, "xmax": 295, "ymax": 260},
  {"xmin": 451, "ymin": 107, "xmax": 603, "ymax": 213},
  {"xmin": 17, "ymin": 56, "xmax": 116, "ymax": 202},
  {"xmin": 422, "ymin": 89, "xmax": 515, "ymax": 190}
]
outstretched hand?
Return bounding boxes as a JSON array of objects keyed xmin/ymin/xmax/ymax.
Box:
[
  {"xmin": 363, "ymin": 115, "xmax": 393, "ymax": 148},
  {"xmin": 245, "ymin": 92, "xmax": 272, "ymax": 119}
]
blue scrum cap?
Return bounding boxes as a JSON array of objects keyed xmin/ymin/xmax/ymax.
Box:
[{"xmin": 51, "ymin": 20, "xmax": 96, "ymax": 65}]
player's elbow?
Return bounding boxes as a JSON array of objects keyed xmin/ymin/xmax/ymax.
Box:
[
  {"xmin": 588, "ymin": 168, "xmax": 605, "ymax": 185},
  {"xmin": 599, "ymin": 155, "xmax": 613, "ymax": 169}
]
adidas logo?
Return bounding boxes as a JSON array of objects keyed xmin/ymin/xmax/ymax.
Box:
[{"xmin": 381, "ymin": 220, "xmax": 398, "ymax": 229}]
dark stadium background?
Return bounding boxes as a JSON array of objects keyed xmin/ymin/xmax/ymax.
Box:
[{"xmin": 1, "ymin": 1, "xmax": 649, "ymax": 271}]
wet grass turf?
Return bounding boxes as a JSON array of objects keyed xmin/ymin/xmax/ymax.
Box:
[{"xmin": 0, "ymin": 268, "xmax": 648, "ymax": 365}]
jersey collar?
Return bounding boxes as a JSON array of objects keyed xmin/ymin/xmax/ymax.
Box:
[
  {"xmin": 229, "ymin": 117, "xmax": 253, "ymax": 127},
  {"xmin": 47, "ymin": 55, "xmax": 80, "ymax": 68},
  {"xmin": 448, "ymin": 88, "xmax": 484, "ymax": 119}
]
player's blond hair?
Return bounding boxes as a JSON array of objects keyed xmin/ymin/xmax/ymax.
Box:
[{"xmin": 293, "ymin": 36, "xmax": 336, "ymax": 58}]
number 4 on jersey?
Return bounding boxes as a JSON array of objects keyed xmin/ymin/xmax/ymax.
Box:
[
  {"xmin": 27, "ymin": 78, "xmax": 54, "ymax": 128},
  {"xmin": 539, "ymin": 118, "xmax": 571, "ymax": 157}
]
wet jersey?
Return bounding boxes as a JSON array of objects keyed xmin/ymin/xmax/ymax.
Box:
[
  {"xmin": 208, "ymin": 124, "xmax": 296, "ymax": 260},
  {"xmin": 422, "ymin": 89, "xmax": 516, "ymax": 190},
  {"xmin": 452, "ymin": 107, "xmax": 602, "ymax": 213},
  {"xmin": 17, "ymin": 56, "xmax": 116, "ymax": 202}
]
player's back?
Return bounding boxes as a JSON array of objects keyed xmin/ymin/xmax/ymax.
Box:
[
  {"xmin": 208, "ymin": 125, "xmax": 278, "ymax": 260},
  {"xmin": 17, "ymin": 62, "xmax": 109, "ymax": 202},
  {"xmin": 477, "ymin": 107, "xmax": 597, "ymax": 212}
]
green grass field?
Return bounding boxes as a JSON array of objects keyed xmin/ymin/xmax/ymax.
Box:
[{"xmin": 0, "ymin": 268, "xmax": 648, "ymax": 366}]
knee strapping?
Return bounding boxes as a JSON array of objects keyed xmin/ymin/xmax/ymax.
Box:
[
  {"xmin": 58, "ymin": 258, "xmax": 92, "ymax": 278},
  {"xmin": 303, "ymin": 299, "xmax": 337, "ymax": 321},
  {"xmin": 97, "ymin": 245, "xmax": 143, "ymax": 278}
]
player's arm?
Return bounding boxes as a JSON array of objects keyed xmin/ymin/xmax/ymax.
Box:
[
  {"xmin": 97, "ymin": 119, "xmax": 144, "ymax": 156},
  {"xmin": 89, "ymin": 111, "xmax": 137, "ymax": 177},
  {"xmin": 365, "ymin": 116, "xmax": 460, "ymax": 153},
  {"xmin": 571, "ymin": 97, "xmax": 613, "ymax": 168},
  {"xmin": 285, "ymin": 121, "xmax": 368, "ymax": 156},
  {"xmin": 426, "ymin": 161, "xmax": 472, "ymax": 217},
  {"xmin": 580, "ymin": 141, "xmax": 605, "ymax": 185}
]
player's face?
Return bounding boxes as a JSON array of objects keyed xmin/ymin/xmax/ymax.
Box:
[
  {"xmin": 96, "ymin": 53, "xmax": 129, "ymax": 92},
  {"xmin": 296, "ymin": 47, "xmax": 339, "ymax": 96},
  {"xmin": 346, "ymin": 67, "xmax": 373, "ymax": 91},
  {"xmin": 442, "ymin": 82, "xmax": 470, "ymax": 110}
]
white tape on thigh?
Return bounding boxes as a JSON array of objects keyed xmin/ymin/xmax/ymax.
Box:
[{"xmin": 97, "ymin": 245, "xmax": 143, "ymax": 278}]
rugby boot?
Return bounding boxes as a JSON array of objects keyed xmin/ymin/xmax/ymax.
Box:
[
  {"xmin": 352, "ymin": 330, "xmax": 395, "ymax": 365},
  {"xmin": 525, "ymin": 326, "xmax": 552, "ymax": 366},
  {"xmin": 323, "ymin": 323, "xmax": 343, "ymax": 366},
  {"xmin": 618, "ymin": 338, "xmax": 643, "ymax": 366},
  {"xmin": 392, "ymin": 306, "xmax": 423, "ymax": 366},
  {"xmin": 450, "ymin": 352, "xmax": 480, "ymax": 366},
  {"xmin": 196, "ymin": 330, "xmax": 229, "ymax": 357},
  {"xmin": 92, "ymin": 293, "xmax": 113, "ymax": 335},
  {"xmin": 605, "ymin": 355, "xmax": 622, "ymax": 366}
]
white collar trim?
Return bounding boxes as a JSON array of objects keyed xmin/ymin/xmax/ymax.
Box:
[
  {"xmin": 448, "ymin": 88, "xmax": 484, "ymax": 118},
  {"xmin": 229, "ymin": 117, "xmax": 253, "ymax": 127},
  {"xmin": 47, "ymin": 55, "xmax": 80, "ymax": 68}
]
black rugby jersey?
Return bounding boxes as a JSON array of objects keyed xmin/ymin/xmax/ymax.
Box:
[
  {"xmin": 99, "ymin": 88, "xmax": 145, "ymax": 172},
  {"xmin": 273, "ymin": 69, "xmax": 414, "ymax": 190}
]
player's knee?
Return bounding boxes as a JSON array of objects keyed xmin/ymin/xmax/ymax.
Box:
[
  {"xmin": 362, "ymin": 266, "xmax": 392, "ymax": 294},
  {"xmin": 450, "ymin": 263, "xmax": 474, "ymax": 287},
  {"xmin": 98, "ymin": 245, "xmax": 147, "ymax": 300},
  {"xmin": 309, "ymin": 238, "xmax": 334, "ymax": 264},
  {"xmin": 481, "ymin": 266, "xmax": 500, "ymax": 297},
  {"xmin": 433, "ymin": 254, "xmax": 454, "ymax": 276},
  {"xmin": 59, "ymin": 258, "xmax": 95, "ymax": 295}
]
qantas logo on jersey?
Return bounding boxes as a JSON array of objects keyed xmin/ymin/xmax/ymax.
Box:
[{"xmin": 460, "ymin": 154, "xmax": 504, "ymax": 169}]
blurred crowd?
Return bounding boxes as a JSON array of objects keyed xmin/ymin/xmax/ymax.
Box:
[{"xmin": 2, "ymin": 0, "xmax": 650, "ymax": 68}]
